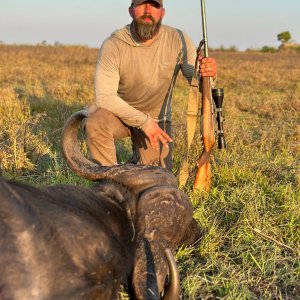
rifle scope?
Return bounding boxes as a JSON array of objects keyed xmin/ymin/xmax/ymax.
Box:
[{"xmin": 212, "ymin": 88, "xmax": 226, "ymax": 149}]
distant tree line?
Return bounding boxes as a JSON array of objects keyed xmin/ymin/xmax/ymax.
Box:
[
  {"xmin": 261, "ymin": 31, "xmax": 300, "ymax": 53},
  {"xmin": 0, "ymin": 31, "xmax": 299, "ymax": 53}
]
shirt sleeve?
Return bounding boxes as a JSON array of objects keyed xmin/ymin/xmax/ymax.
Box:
[
  {"xmin": 94, "ymin": 38, "xmax": 148, "ymax": 128},
  {"xmin": 179, "ymin": 31, "xmax": 197, "ymax": 84}
]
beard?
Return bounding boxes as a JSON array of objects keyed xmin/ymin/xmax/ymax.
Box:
[{"xmin": 132, "ymin": 15, "xmax": 162, "ymax": 41}]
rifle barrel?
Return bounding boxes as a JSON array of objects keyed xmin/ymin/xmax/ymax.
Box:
[{"xmin": 200, "ymin": 0, "xmax": 209, "ymax": 57}]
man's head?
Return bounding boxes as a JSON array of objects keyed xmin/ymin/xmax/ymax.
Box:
[{"xmin": 129, "ymin": 0, "xmax": 165, "ymax": 42}]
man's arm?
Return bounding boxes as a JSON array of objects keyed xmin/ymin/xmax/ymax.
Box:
[
  {"xmin": 95, "ymin": 39, "xmax": 148, "ymax": 128},
  {"xmin": 178, "ymin": 31, "xmax": 197, "ymax": 84}
]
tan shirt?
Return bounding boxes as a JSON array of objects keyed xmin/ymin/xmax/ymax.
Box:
[{"xmin": 95, "ymin": 24, "xmax": 196, "ymax": 128}]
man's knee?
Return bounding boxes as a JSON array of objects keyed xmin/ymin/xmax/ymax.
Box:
[
  {"xmin": 86, "ymin": 108, "xmax": 127, "ymax": 143},
  {"xmin": 85, "ymin": 108, "xmax": 117, "ymax": 135},
  {"xmin": 85, "ymin": 107, "xmax": 131, "ymax": 144}
]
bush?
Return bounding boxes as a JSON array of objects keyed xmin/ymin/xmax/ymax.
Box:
[{"xmin": 260, "ymin": 46, "xmax": 277, "ymax": 53}]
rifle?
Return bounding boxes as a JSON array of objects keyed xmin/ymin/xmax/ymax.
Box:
[{"xmin": 193, "ymin": 0, "xmax": 226, "ymax": 191}]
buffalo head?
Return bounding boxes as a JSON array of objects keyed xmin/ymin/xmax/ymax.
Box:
[{"xmin": 60, "ymin": 110, "xmax": 201, "ymax": 299}]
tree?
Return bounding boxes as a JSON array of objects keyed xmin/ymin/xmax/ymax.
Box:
[{"xmin": 277, "ymin": 31, "xmax": 292, "ymax": 44}]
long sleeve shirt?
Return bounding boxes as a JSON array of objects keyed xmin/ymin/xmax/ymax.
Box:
[{"xmin": 95, "ymin": 24, "xmax": 196, "ymax": 128}]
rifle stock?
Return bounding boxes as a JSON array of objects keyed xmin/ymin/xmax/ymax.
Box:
[
  {"xmin": 193, "ymin": 76, "xmax": 214, "ymax": 191},
  {"xmin": 193, "ymin": 0, "xmax": 214, "ymax": 191},
  {"xmin": 200, "ymin": 77, "xmax": 214, "ymax": 151}
]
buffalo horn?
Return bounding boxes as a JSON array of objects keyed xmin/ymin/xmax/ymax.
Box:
[
  {"xmin": 61, "ymin": 110, "xmax": 178, "ymax": 193},
  {"xmin": 162, "ymin": 249, "xmax": 180, "ymax": 300}
]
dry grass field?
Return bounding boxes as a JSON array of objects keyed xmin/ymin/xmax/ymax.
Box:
[{"xmin": 0, "ymin": 44, "xmax": 299, "ymax": 299}]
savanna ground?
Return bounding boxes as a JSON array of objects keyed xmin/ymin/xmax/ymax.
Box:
[{"xmin": 0, "ymin": 44, "xmax": 299, "ymax": 299}]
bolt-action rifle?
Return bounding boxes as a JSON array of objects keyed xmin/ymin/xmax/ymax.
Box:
[{"xmin": 193, "ymin": 0, "xmax": 226, "ymax": 191}]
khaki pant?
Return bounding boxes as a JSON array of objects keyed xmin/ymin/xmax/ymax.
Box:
[{"xmin": 85, "ymin": 108, "xmax": 173, "ymax": 171}]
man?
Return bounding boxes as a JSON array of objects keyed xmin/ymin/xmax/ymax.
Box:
[{"xmin": 86, "ymin": 0, "xmax": 217, "ymax": 171}]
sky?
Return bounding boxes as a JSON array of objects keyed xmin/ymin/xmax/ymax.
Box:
[{"xmin": 1, "ymin": 0, "xmax": 299, "ymax": 51}]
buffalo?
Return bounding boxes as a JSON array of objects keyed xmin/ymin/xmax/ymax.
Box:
[{"xmin": 0, "ymin": 110, "xmax": 201, "ymax": 300}]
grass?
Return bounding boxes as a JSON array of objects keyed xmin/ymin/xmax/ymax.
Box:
[{"xmin": 0, "ymin": 44, "xmax": 299, "ymax": 299}]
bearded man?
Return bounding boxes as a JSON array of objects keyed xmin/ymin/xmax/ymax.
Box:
[{"xmin": 85, "ymin": 0, "xmax": 217, "ymax": 171}]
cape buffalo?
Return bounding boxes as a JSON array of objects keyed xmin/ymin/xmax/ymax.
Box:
[{"xmin": 0, "ymin": 110, "xmax": 201, "ymax": 300}]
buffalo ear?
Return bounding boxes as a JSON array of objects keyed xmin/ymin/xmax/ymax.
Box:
[{"xmin": 180, "ymin": 218, "xmax": 203, "ymax": 247}]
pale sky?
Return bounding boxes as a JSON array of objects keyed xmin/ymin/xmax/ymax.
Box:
[{"xmin": 1, "ymin": 0, "xmax": 299, "ymax": 51}]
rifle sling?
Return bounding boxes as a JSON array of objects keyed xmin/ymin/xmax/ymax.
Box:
[{"xmin": 179, "ymin": 61, "xmax": 200, "ymax": 187}]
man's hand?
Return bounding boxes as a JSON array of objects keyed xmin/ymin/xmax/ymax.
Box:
[
  {"xmin": 143, "ymin": 119, "xmax": 172, "ymax": 150},
  {"xmin": 199, "ymin": 56, "xmax": 217, "ymax": 79}
]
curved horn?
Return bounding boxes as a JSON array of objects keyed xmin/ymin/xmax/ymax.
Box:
[
  {"xmin": 61, "ymin": 110, "xmax": 178, "ymax": 193},
  {"xmin": 162, "ymin": 249, "xmax": 180, "ymax": 300}
]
